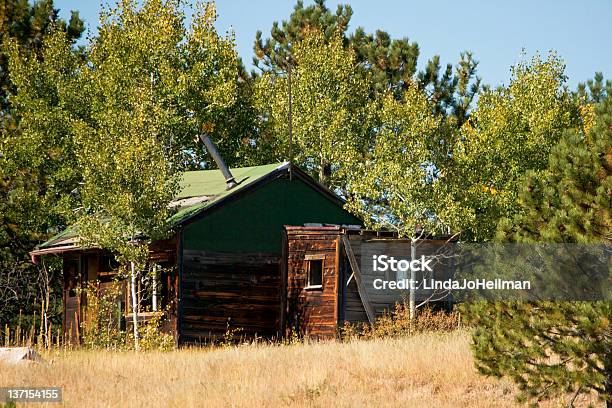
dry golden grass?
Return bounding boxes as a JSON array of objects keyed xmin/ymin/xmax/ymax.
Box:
[{"xmin": 0, "ymin": 330, "xmax": 603, "ymax": 407}]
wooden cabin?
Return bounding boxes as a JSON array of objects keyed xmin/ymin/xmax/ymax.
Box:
[
  {"xmin": 30, "ymin": 162, "xmax": 361, "ymax": 345},
  {"xmin": 283, "ymin": 226, "xmax": 456, "ymax": 338}
]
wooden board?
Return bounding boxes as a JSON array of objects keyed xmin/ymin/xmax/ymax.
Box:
[
  {"xmin": 180, "ymin": 250, "xmax": 281, "ymax": 343},
  {"xmin": 285, "ymin": 230, "xmax": 341, "ymax": 338},
  {"xmin": 341, "ymin": 235, "xmax": 376, "ymax": 324}
]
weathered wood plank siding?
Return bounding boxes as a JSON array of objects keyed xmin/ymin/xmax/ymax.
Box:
[
  {"xmin": 180, "ymin": 250, "xmax": 281, "ymax": 343},
  {"xmin": 342, "ymin": 269, "xmax": 369, "ymax": 324},
  {"xmin": 286, "ymin": 228, "xmax": 457, "ymax": 331},
  {"xmin": 285, "ymin": 228, "xmax": 341, "ymax": 339},
  {"xmin": 353, "ymin": 238, "xmax": 453, "ymax": 311},
  {"xmin": 344, "ymin": 236, "xmax": 455, "ymax": 321}
]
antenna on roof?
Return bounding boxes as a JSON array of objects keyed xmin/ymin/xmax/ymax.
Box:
[
  {"xmin": 287, "ymin": 61, "xmax": 293, "ymax": 181},
  {"xmin": 199, "ymin": 129, "xmax": 237, "ymax": 190}
]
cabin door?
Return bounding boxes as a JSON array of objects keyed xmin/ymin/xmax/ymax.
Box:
[{"xmin": 63, "ymin": 257, "xmax": 81, "ymax": 345}]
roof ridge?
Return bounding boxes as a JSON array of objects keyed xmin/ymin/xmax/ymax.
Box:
[{"xmin": 182, "ymin": 162, "xmax": 284, "ymax": 174}]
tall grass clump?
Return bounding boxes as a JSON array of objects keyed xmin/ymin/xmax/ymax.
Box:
[{"xmin": 342, "ymin": 302, "xmax": 462, "ymax": 340}]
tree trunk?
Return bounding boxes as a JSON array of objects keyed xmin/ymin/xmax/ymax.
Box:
[
  {"xmin": 318, "ymin": 160, "xmax": 333, "ymax": 187},
  {"xmin": 409, "ymin": 238, "xmax": 416, "ymax": 321},
  {"xmin": 130, "ymin": 261, "xmax": 140, "ymax": 351},
  {"xmin": 152, "ymin": 266, "xmax": 157, "ymax": 312},
  {"xmin": 605, "ymin": 354, "xmax": 611, "ymax": 408},
  {"xmin": 319, "ymin": 157, "xmax": 326, "ymax": 186}
]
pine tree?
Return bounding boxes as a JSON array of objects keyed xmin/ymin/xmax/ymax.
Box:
[
  {"xmin": 466, "ymin": 87, "xmax": 612, "ymax": 406},
  {"xmin": 576, "ymin": 72, "xmax": 610, "ymax": 104},
  {"xmin": 0, "ymin": 0, "xmax": 84, "ymax": 123},
  {"xmin": 0, "ymin": 0, "xmax": 84, "ymax": 326},
  {"xmin": 253, "ymin": 0, "xmax": 352, "ymax": 72},
  {"xmin": 253, "ymin": 0, "xmax": 480, "ymax": 125}
]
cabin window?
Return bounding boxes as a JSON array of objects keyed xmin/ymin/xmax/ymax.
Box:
[
  {"xmin": 305, "ymin": 254, "xmax": 325, "ymax": 290},
  {"xmin": 99, "ymin": 254, "xmax": 120, "ymax": 273}
]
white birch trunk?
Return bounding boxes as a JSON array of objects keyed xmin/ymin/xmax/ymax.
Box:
[
  {"xmin": 130, "ymin": 261, "xmax": 140, "ymax": 351},
  {"xmin": 152, "ymin": 265, "xmax": 158, "ymax": 312},
  {"xmin": 409, "ymin": 238, "xmax": 416, "ymax": 321}
]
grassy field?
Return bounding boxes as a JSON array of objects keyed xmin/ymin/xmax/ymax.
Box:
[{"xmin": 0, "ymin": 330, "xmax": 603, "ymax": 407}]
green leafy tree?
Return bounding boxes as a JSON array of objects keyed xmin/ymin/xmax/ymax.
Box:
[
  {"xmin": 0, "ymin": 0, "xmax": 84, "ymax": 326},
  {"xmin": 255, "ymin": 30, "xmax": 370, "ymax": 188},
  {"xmin": 446, "ymin": 54, "xmax": 585, "ymax": 241},
  {"xmin": 498, "ymin": 112, "xmax": 610, "ymax": 244},
  {"xmin": 253, "ymin": 0, "xmax": 480, "ymax": 124},
  {"xmin": 2, "ymin": 0, "xmax": 238, "ymax": 343},
  {"xmin": 345, "ymin": 55, "xmax": 578, "ymax": 241},
  {"xmin": 344, "ymin": 85, "xmax": 455, "ymax": 236},
  {"xmin": 466, "ymin": 89, "xmax": 612, "ymax": 406},
  {"xmin": 248, "ymin": 0, "xmax": 481, "ymax": 186},
  {"xmin": 0, "ymin": 0, "xmax": 84, "ymax": 124},
  {"xmin": 72, "ymin": 0, "xmax": 237, "ymax": 349},
  {"xmin": 206, "ymin": 64, "xmax": 262, "ymax": 168}
]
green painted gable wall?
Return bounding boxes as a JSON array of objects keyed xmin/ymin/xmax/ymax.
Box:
[{"xmin": 182, "ymin": 178, "xmax": 361, "ymax": 253}]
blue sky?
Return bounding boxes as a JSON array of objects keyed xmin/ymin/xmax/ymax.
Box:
[{"xmin": 55, "ymin": 0, "xmax": 611, "ymax": 88}]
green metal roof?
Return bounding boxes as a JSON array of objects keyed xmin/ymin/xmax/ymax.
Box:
[
  {"xmin": 37, "ymin": 162, "xmax": 289, "ymax": 250},
  {"xmin": 169, "ymin": 162, "xmax": 288, "ymax": 224}
]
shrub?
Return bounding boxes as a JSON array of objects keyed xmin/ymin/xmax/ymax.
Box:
[
  {"xmin": 81, "ymin": 283, "xmax": 126, "ymax": 350},
  {"xmin": 342, "ymin": 302, "xmax": 461, "ymax": 340},
  {"xmin": 130, "ymin": 312, "xmax": 175, "ymax": 351},
  {"xmin": 81, "ymin": 281, "xmax": 175, "ymax": 351}
]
